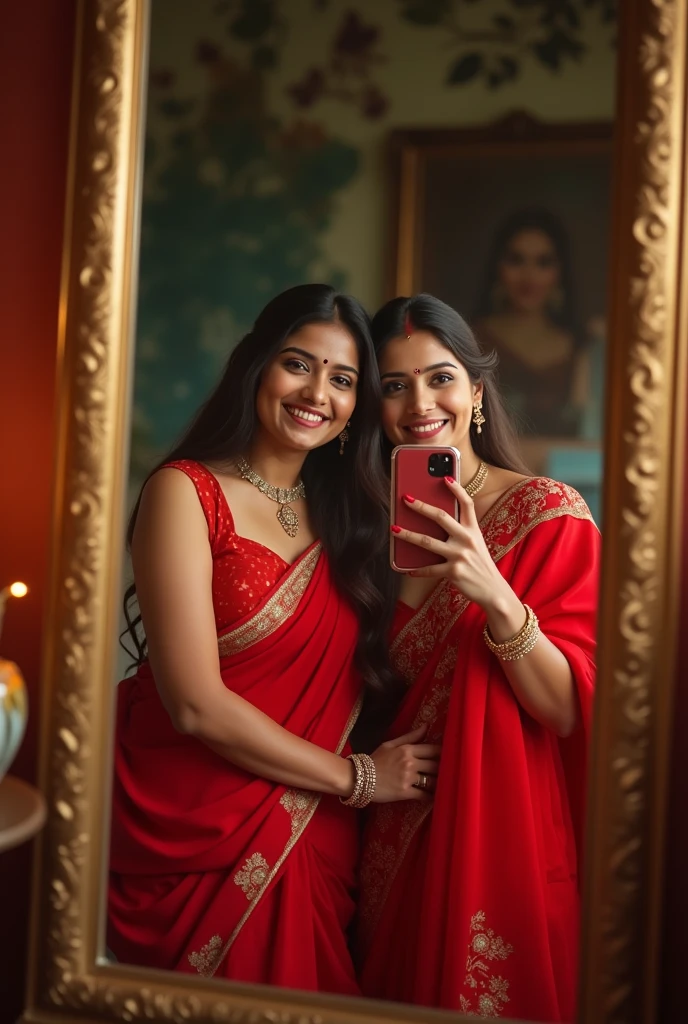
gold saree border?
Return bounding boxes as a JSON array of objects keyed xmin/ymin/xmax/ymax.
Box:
[
  {"xmin": 217, "ymin": 544, "xmax": 321, "ymax": 657},
  {"xmin": 190, "ymin": 692, "xmax": 364, "ymax": 978}
]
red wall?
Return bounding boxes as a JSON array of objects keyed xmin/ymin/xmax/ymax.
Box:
[
  {"xmin": 0, "ymin": 2, "xmax": 77, "ymax": 1018},
  {"xmin": 659, "ymin": 418, "xmax": 688, "ymax": 1017}
]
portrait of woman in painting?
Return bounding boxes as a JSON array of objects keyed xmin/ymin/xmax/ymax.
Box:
[{"xmin": 472, "ymin": 207, "xmax": 600, "ymax": 440}]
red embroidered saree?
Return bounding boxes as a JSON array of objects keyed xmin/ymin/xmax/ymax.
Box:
[
  {"xmin": 357, "ymin": 478, "xmax": 599, "ymax": 1021},
  {"xmin": 108, "ymin": 544, "xmax": 362, "ymax": 994}
]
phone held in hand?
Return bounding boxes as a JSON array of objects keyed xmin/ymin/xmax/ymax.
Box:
[{"xmin": 390, "ymin": 445, "xmax": 461, "ymax": 573}]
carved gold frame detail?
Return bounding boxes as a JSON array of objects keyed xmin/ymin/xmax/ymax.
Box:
[{"xmin": 22, "ymin": 2, "xmax": 688, "ymax": 1023}]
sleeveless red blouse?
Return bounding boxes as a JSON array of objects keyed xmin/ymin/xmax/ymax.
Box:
[{"xmin": 164, "ymin": 459, "xmax": 290, "ymax": 630}]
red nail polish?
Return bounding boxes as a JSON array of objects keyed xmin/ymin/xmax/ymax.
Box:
[
  {"xmin": 403, "ymin": 493, "xmax": 415, "ymax": 503},
  {"xmin": 391, "ymin": 524, "xmax": 402, "ymax": 534},
  {"xmin": 445, "ymin": 475, "xmax": 455, "ymax": 484}
]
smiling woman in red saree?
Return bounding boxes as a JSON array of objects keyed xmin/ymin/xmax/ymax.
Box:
[
  {"xmin": 109, "ymin": 464, "xmax": 363, "ymax": 987},
  {"xmin": 358, "ymin": 478, "xmax": 598, "ymax": 1018},
  {"xmin": 108, "ymin": 286, "xmax": 438, "ymax": 994},
  {"xmin": 357, "ymin": 293, "xmax": 599, "ymax": 1022}
]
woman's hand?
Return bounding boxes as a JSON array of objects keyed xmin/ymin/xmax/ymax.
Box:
[
  {"xmin": 392, "ymin": 478, "xmax": 508, "ymax": 612},
  {"xmin": 370, "ymin": 725, "xmax": 440, "ymax": 802},
  {"xmin": 392, "ymin": 478, "xmax": 581, "ymax": 738}
]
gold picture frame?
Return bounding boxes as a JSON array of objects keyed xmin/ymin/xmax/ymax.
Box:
[{"xmin": 22, "ymin": 2, "xmax": 688, "ymax": 1023}]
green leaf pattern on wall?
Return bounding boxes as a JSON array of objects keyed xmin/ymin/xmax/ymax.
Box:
[
  {"xmin": 396, "ymin": 0, "xmax": 616, "ymax": 89},
  {"xmin": 132, "ymin": 0, "xmax": 616, "ymax": 477},
  {"xmin": 133, "ymin": 30, "xmax": 361, "ymax": 474}
]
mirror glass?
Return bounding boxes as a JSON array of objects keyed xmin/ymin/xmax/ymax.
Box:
[{"xmin": 109, "ymin": 2, "xmax": 616, "ymax": 1020}]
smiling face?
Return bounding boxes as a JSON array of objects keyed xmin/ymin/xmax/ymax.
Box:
[
  {"xmin": 254, "ymin": 321, "xmax": 359, "ymax": 453},
  {"xmin": 497, "ymin": 228, "xmax": 561, "ymax": 315},
  {"xmin": 378, "ymin": 331, "xmax": 482, "ymax": 452}
]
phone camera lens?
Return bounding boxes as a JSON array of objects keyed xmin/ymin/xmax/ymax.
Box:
[{"xmin": 428, "ymin": 453, "xmax": 452, "ymax": 477}]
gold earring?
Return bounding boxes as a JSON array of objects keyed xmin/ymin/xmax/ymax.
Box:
[
  {"xmin": 339, "ymin": 421, "xmax": 351, "ymax": 455},
  {"xmin": 472, "ymin": 399, "xmax": 486, "ymax": 434}
]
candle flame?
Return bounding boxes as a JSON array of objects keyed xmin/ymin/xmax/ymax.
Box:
[{"xmin": 9, "ymin": 582, "xmax": 28, "ymax": 598}]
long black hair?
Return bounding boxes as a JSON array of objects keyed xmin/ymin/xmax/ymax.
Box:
[
  {"xmin": 371, "ymin": 293, "xmax": 529, "ymax": 474},
  {"xmin": 473, "ymin": 207, "xmax": 584, "ymax": 346},
  {"xmin": 122, "ymin": 283, "xmax": 398, "ymax": 706}
]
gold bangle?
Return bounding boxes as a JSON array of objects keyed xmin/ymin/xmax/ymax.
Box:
[
  {"xmin": 483, "ymin": 604, "xmax": 541, "ymax": 661},
  {"xmin": 340, "ymin": 753, "xmax": 377, "ymax": 808}
]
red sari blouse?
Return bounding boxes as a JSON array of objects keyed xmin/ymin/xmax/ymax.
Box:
[
  {"xmin": 357, "ymin": 477, "xmax": 599, "ymax": 1022},
  {"xmin": 108, "ymin": 461, "xmax": 363, "ymax": 995}
]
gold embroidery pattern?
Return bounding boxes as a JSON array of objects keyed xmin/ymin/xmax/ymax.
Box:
[
  {"xmin": 198, "ymin": 692, "xmax": 363, "ymax": 977},
  {"xmin": 217, "ymin": 544, "xmax": 321, "ymax": 657},
  {"xmin": 435, "ymin": 639, "xmax": 459, "ymax": 680},
  {"xmin": 188, "ymin": 934, "xmax": 223, "ymax": 977},
  {"xmin": 359, "ymin": 800, "xmax": 432, "ymax": 940},
  {"xmin": 459, "ymin": 911, "xmax": 514, "ymax": 1018},
  {"xmin": 374, "ymin": 803, "xmax": 394, "ymax": 834},
  {"xmin": 392, "ymin": 582, "xmax": 462, "ymax": 683},
  {"xmin": 359, "ymin": 840, "xmax": 397, "ymax": 925},
  {"xmin": 233, "ymin": 852, "xmax": 271, "ymax": 901},
  {"xmin": 280, "ymin": 789, "xmax": 314, "ymax": 836},
  {"xmin": 412, "ymin": 682, "xmax": 452, "ymax": 733}
]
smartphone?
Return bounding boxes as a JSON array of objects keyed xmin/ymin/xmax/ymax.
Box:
[{"xmin": 390, "ymin": 445, "xmax": 461, "ymax": 572}]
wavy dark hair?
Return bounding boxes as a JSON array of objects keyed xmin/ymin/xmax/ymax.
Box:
[
  {"xmin": 121, "ymin": 283, "xmax": 397, "ymax": 707},
  {"xmin": 371, "ymin": 293, "xmax": 530, "ymax": 475},
  {"xmin": 474, "ymin": 207, "xmax": 584, "ymax": 347}
]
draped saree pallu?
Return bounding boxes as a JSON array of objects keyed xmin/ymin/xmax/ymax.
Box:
[
  {"xmin": 108, "ymin": 542, "xmax": 363, "ymax": 995},
  {"xmin": 357, "ymin": 478, "xmax": 599, "ymax": 1022}
]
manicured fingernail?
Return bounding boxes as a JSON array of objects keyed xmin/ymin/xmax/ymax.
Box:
[
  {"xmin": 444, "ymin": 475, "xmax": 455, "ymax": 484},
  {"xmin": 403, "ymin": 493, "xmax": 415, "ymax": 503},
  {"xmin": 391, "ymin": 524, "xmax": 402, "ymax": 534}
]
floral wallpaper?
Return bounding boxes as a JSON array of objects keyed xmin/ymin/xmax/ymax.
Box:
[{"xmin": 131, "ymin": 0, "xmax": 616, "ymax": 477}]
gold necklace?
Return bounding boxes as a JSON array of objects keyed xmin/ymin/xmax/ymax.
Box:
[
  {"xmin": 464, "ymin": 460, "xmax": 488, "ymax": 498},
  {"xmin": 237, "ymin": 457, "xmax": 306, "ymax": 538}
]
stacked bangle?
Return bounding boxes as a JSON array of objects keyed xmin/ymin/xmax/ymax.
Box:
[
  {"xmin": 340, "ymin": 753, "xmax": 377, "ymax": 808},
  {"xmin": 483, "ymin": 604, "xmax": 541, "ymax": 661}
]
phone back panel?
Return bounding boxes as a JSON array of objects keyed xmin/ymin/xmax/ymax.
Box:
[{"xmin": 390, "ymin": 445, "xmax": 460, "ymax": 571}]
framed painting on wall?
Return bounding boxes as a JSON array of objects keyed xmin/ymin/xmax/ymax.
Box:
[{"xmin": 390, "ymin": 112, "xmax": 612, "ymax": 520}]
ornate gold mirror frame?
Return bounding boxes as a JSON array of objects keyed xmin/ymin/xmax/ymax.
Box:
[{"xmin": 22, "ymin": 2, "xmax": 688, "ymax": 1023}]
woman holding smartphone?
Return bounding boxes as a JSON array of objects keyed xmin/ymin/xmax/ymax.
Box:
[
  {"xmin": 357, "ymin": 293, "xmax": 599, "ymax": 1022},
  {"xmin": 107, "ymin": 284, "xmax": 438, "ymax": 994}
]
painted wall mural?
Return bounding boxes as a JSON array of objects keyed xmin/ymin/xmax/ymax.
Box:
[{"xmin": 131, "ymin": 0, "xmax": 616, "ymax": 478}]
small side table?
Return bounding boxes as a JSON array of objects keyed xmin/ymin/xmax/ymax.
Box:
[{"xmin": 0, "ymin": 775, "xmax": 46, "ymax": 854}]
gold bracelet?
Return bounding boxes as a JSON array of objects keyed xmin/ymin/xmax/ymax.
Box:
[
  {"xmin": 483, "ymin": 604, "xmax": 541, "ymax": 661},
  {"xmin": 340, "ymin": 753, "xmax": 377, "ymax": 808}
]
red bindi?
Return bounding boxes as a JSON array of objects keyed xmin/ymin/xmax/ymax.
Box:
[
  {"xmin": 323, "ymin": 359, "xmax": 328, "ymax": 364},
  {"xmin": 413, "ymin": 368, "xmax": 421, "ymax": 375}
]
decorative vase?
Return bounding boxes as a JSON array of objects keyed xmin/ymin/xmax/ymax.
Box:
[
  {"xmin": 0, "ymin": 581, "xmax": 29, "ymax": 783},
  {"xmin": 0, "ymin": 658, "xmax": 28, "ymax": 782}
]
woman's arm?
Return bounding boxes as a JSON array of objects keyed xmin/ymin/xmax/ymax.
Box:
[
  {"xmin": 480, "ymin": 585, "xmax": 579, "ymax": 738},
  {"xmin": 392, "ymin": 480, "xmax": 584, "ymax": 738},
  {"xmin": 131, "ymin": 469, "xmax": 438, "ymax": 800}
]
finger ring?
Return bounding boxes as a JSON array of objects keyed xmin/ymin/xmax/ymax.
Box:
[{"xmin": 413, "ymin": 772, "xmax": 428, "ymax": 790}]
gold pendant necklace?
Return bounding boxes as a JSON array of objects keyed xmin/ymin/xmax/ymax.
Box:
[
  {"xmin": 236, "ymin": 457, "xmax": 306, "ymax": 538},
  {"xmin": 465, "ymin": 460, "xmax": 488, "ymax": 498}
]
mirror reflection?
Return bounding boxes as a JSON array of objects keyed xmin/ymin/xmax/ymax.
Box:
[{"xmin": 108, "ymin": 2, "xmax": 616, "ymax": 1021}]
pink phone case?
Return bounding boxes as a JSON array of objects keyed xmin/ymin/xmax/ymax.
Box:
[{"xmin": 390, "ymin": 445, "xmax": 460, "ymax": 572}]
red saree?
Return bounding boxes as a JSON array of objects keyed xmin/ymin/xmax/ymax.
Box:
[
  {"xmin": 108, "ymin": 540, "xmax": 362, "ymax": 994},
  {"xmin": 357, "ymin": 477, "xmax": 599, "ymax": 1021}
]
